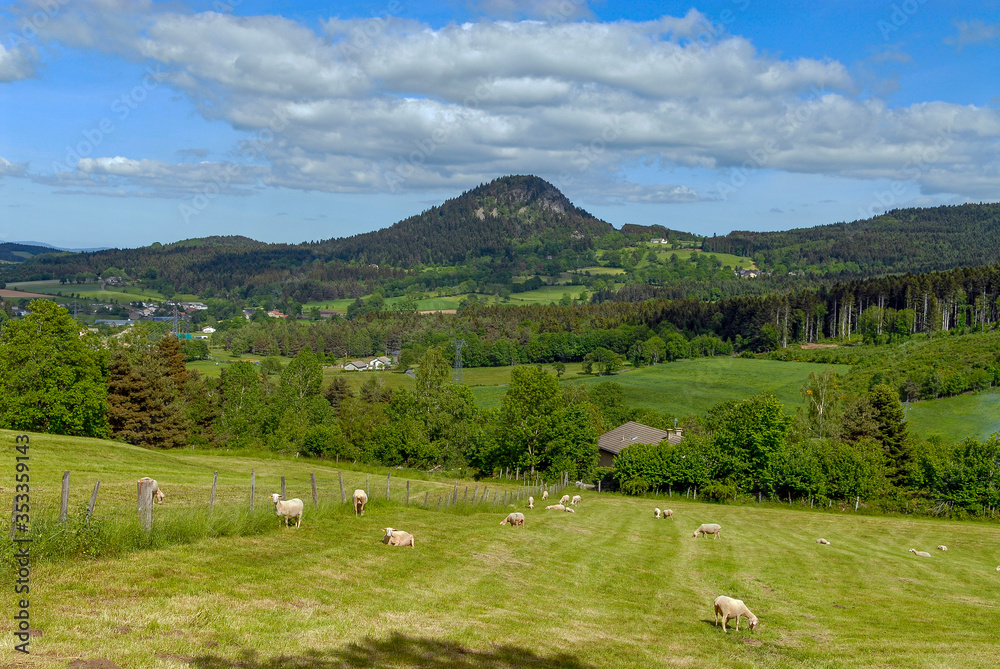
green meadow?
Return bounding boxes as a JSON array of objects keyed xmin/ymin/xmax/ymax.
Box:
[
  {"xmin": 3, "ymin": 430, "xmax": 1000, "ymax": 668},
  {"xmin": 6, "ymin": 279, "xmax": 199, "ymax": 303}
]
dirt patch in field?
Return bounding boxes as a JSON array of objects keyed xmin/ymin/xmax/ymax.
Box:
[
  {"xmin": 0, "ymin": 288, "xmax": 52, "ymax": 299},
  {"xmin": 800, "ymin": 343, "xmax": 838, "ymax": 349},
  {"xmin": 418, "ymin": 309, "xmax": 458, "ymax": 315},
  {"xmin": 68, "ymin": 660, "xmax": 122, "ymax": 669}
]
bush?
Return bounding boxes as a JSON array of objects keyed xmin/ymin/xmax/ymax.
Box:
[{"xmin": 620, "ymin": 477, "xmax": 650, "ymax": 496}]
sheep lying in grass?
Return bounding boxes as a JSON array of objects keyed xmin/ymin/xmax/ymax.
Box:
[
  {"xmin": 571, "ymin": 495, "xmax": 582, "ymax": 506},
  {"xmin": 137, "ymin": 477, "xmax": 165, "ymax": 504},
  {"xmin": 382, "ymin": 527, "xmax": 415, "ymax": 548},
  {"xmin": 528, "ymin": 496, "xmax": 534, "ymax": 509},
  {"xmin": 542, "ymin": 490, "xmax": 548, "ymax": 500},
  {"xmin": 546, "ymin": 504, "xmax": 565, "ymax": 511},
  {"xmin": 693, "ymin": 523, "xmax": 722, "ymax": 539},
  {"xmin": 996, "ymin": 566, "xmax": 999, "ymax": 572},
  {"xmin": 909, "ymin": 549, "xmax": 931, "ymax": 557},
  {"xmin": 270, "ymin": 493, "xmax": 304, "ymax": 528},
  {"xmin": 564, "ymin": 507, "xmax": 575, "ymax": 513},
  {"xmin": 937, "ymin": 545, "xmax": 947, "ymax": 551},
  {"xmin": 714, "ymin": 595, "xmax": 758, "ymax": 633},
  {"xmin": 654, "ymin": 508, "xmax": 662, "ymax": 519},
  {"xmin": 559, "ymin": 494, "xmax": 571, "ymax": 505},
  {"xmin": 662, "ymin": 509, "xmax": 673, "ymax": 519},
  {"xmin": 817, "ymin": 538, "xmax": 830, "ymax": 545},
  {"xmin": 353, "ymin": 489, "xmax": 368, "ymax": 516},
  {"xmin": 501, "ymin": 512, "xmax": 525, "ymax": 527}
]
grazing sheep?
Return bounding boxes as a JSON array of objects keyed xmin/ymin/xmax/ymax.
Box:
[
  {"xmin": 654, "ymin": 508, "xmax": 662, "ymax": 519},
  {"xmin": 996, "ymin": 566, "xmax": 999, "ymax": 571},
  {"xmin": 909, "ymin": 549, "xmax": 931, "ymax": 557},
  {"xmin": 382, "ymin": 527, "xmax": 415, "ymax": 548},
  {"xmin": 542, "ymin": 490, "xmax": 548, "ymax": 500},
  {"xmin": 571, "ymin": 495, "xmax": 582, "ymax": 506},
  {"xmin": 137, "ymin": 477, "xmax": 165, "ymax": 504},
  {"xmin": 269, "ymin": 493, "xmax": 304, "ymax": 528},
  {"xmin": 545, "ymin": 504, "xmax": 566, "ymax": 511},
  {"xmin": 937, "ymin": 545, "xmax": 947, "ymax": 551},
  {"xmin": 501, "ymin": 512, "xmax": 525, "ymax": 527},
  {"xmin": 353, "ymin": 489, "xmax": 368, "ymax": 516},
  {"xmin": 714, "ymin": 595, "xmax": 759, "ymax": 633},
  {"xmin": 559, "ymin": 494, "xmax": 571, "ymax": 506},
  {"xmin": 817, "ymin": 538, "xmax": 830, "ymax": 545},
  {"xmin": 693, "ymin": 523, "xmax": 722, "ymax": 539},
  {"xmin": 662, "ymin": 509, "xmax": 673, "ymax": 519},
  {"xmin": 528, "ymin": 496, "xmax": 534, "ymax": 509}
]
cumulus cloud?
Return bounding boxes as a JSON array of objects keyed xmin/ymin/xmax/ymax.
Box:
[
  {"xmin": 14, "ymin": 1, "xmax": 1000, "ymax": 203},
  {"xmin": 945, "ymin": 19, "xmax": 1000, "ymax": 50},
  {"xmin": 0, "ymin": 157, "xmax": 28, "ymax": 177},
  {"xmin": 0, "ymin": 43, "xmax": 34, "ymax": 81}
]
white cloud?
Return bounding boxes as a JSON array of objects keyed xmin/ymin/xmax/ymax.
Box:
[
  {"xmin": 0, "ymin": 43, "xmax": 34, "ymax": 81},
  {"xmin": 945, "ymin": 19, "xmax": 1000, "ymax": 50},
  {"xmin": 14, "ymin": 2, "xmax": 1000, "ymax": 203},
  {"xmin": 0, "ymin": 157, "xmax": 28, "ymax": 177}
]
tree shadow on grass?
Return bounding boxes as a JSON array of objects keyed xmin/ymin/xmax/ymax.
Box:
[{"xmin": 189, "ymin": 632, "xmax": 599, "ymax": 669}]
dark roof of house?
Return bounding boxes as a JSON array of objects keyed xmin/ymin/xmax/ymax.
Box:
[{"xmin": 598, "ymin": 421, "xmax": 679, "ymax": 456}]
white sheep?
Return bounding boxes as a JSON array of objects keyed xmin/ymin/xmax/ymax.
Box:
[
  {"xmin": 996, "ymin": 566, "xmax": 999, "ymax": 572},
  {"xmin": 559, "ymin": 494, "xmax": 571, "ymax": 506},
  {"xmin": 542, "ymin": 490, "xmax": 548, "ymax": 500},
  {"xmin": 382, "ymin": 527, "xmax": 415, "ymax": 548},
  {"xmin": 654, "ymin": 508, "xmax": 662, "ymax": 519},
  {"xmin": 270, "ymin": 493, "xmax": 304, "ymax": 528},
  {"xmin": 545, "ymin": 504, "xmax": 565, "ymax": 511},
  {"xmin": 501, "ymin": 512, "xmax": 525, "ymax": 527},
  {"xmin": 564, "ymin": 507, "xmax": 575, "ymax": 513},
  {"xmin": 353, "ymin": 489, "xmax": 368, "ymax": 516},
  {"xmin": 937, "ymin": 545, "xmax": 947, "ymax": 551},
  {"xmin": 693, "ymin": 523, "xmax": 722, "ymax": 539},
  {"xmin": 571, "ymin": 495, "xmax": 582, "ymax": 506},
  {"xmin": 714, "ymin": 595, "xmax": 758, "ymax": 633},
  {"xmin": 137, "ymin": 477, "xmax": 165, "ymax": 504},
  {"xmin": 909, "ymin": 549, "xmax": 931, "ymax": 557},
  {"xmin": 528, "ymin": 496, "xmax": 534, "ymax": 509},
  {"xmin": 662, "ymin": 509, "xmax": 673, "ymax": 519},
  {"xmin": 817, "ymin": 538, "xmax": 830, "ymax": 545}
]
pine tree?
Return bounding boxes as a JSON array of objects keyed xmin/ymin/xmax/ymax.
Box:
[{"xmin": 107, "ymin": 346, "xmax": 189, "ymax": 449}]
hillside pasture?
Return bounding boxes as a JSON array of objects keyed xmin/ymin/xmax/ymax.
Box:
[
  {"xmin": 5, "ymin": 279, "xmax": 199, "ymax": 303},
  {"xmin": 905, "ymin": 389, "xmax": 1000, "ymax": 442},
  {"xmin": 3, "ymin": 431, "xmax": 1000, "ymax": 668}
]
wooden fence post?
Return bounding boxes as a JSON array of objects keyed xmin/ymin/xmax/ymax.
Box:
[
  {"xmin": 502, "ymin": 490, "xmax": 507, "ymax": 505},
  {"xmin": 406, "ymin": 480, "xmax": 410, "ymax": 505},
  {"xmin": 311, "ymin": 473, "xmax": 318, "ymax": 507},
  {"xmin": 338, "ymin": 471, "xmax": 346, "ymax": 503},
  {"xmin": 436, "ymin": 496, "xmax": 441, "ymax": 510},
  {"xmin": 472, "ymin": 485, "xmax": 479, "ymax": 502},
  {"xmin": 137, "ymin": 477, "xmax": 154, "ymax": 534},
  {"xmin": 86, "ymin": 481, "xmax": 100, "ymax": 523},
  {"xmin": 250, "ymin": 469, "xmax": 255, "ymax": 511},
  {"xmin": 424, "ymin": 491, "xmax": 429, "ymax": 507},
  {"xmin": 386, "ymin": 473, "xmax": 391, "ymax": 501},
  {"xmin": 281, "ymin": 476, "xmax": 286, "ymax": 500},
  {"xmin": 463, "ymin": 487, "xmax": 468, "ymax": 503},
  {"xmin": 452, "ymin": 483, "xmax": 458, "ymax": 505},
  {"xmin": 210, "ymin": 472, "xmax": 218, "ymax": 517},
  {"xmin": 855, "ymin": 496, "xmax": 860, "ymax": 512},
  {"xmin": 598, "ymin": 480, "xmax": 601, "ymax": 493},
  {"xmin": 366, "ymin": 473, "xmax": 369, "ymax": 497},
  {"xmin": 60, "ymin": 471, "xmax": 70, "ymax": 523}
]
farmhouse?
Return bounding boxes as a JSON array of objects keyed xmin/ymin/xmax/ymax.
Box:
[
  {"xmin": 597, "ymin": 421, "xmax": 683, "ymax": 468},
  {"xmin": 343, "ymin": 360, "xmax": 369, "ymax": 372},
  {"xmin": 369, "ymin": 355, "xmax": 392, "ymax": 370}
]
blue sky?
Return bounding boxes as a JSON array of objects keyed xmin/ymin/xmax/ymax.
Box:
[{"xmin": 1, "ymin": 0, "xmax": 998, "ymax": 248}]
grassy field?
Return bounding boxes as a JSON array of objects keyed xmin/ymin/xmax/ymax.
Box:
[
  {"xmin": 904, "ymin": 390, "xmax": 1000, "ymax": 442},
  {"xmin": 3, "ymin": 430, "xmax": 1000, "ymax": 668},
  {"xmin": 6, "ymin": 279, "xmax": 199, "ymax": 303}
]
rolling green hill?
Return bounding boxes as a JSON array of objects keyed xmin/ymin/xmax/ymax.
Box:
[{"xmin": 4, "ymin": 430, "xmax": 1000, "ymax": 668}]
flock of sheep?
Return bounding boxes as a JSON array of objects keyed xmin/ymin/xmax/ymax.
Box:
[{"xmin": 138, "ymin": 476, "xmax": 999, "ymax": 635}]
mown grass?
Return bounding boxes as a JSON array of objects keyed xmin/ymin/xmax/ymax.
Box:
[
  {"xmin": 3, "ymin": 431, "xmax": 1000, "ymax": 668},
  {"xmin": 6, "ymin": 279, "xmax": 199, "ymax": 303}
]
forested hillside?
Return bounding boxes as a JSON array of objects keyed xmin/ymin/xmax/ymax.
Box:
[{"xmin": 704, "ymin": 203, "xmax": 1000, "ymax": 275}]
